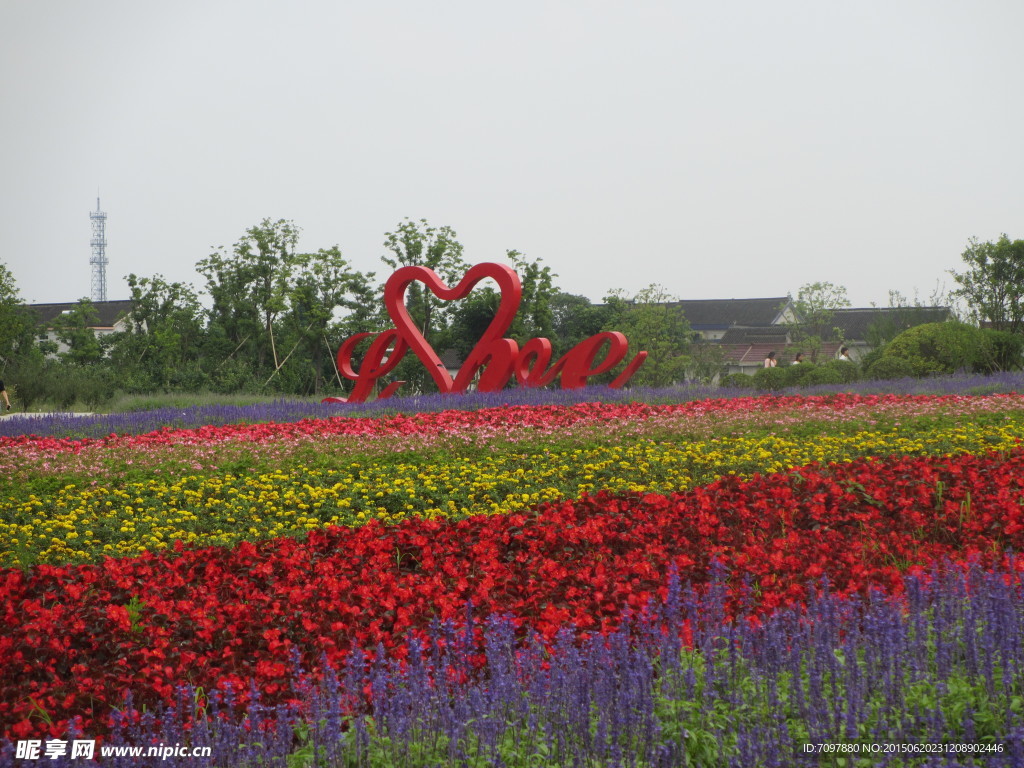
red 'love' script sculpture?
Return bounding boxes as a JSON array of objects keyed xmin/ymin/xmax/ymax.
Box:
[{"xmin": 322, "ymin": 262, "xmax": 647, "ymax": 403}]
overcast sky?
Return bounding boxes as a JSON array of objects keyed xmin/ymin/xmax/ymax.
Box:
[{"xmin": 2, "ymin": 0, "xmax": 1022, "ymax": 309}]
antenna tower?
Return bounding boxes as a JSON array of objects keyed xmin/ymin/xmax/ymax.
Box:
[{"xmin": 89, "ymin": 197, "xmax": 108, "ymax": 302}]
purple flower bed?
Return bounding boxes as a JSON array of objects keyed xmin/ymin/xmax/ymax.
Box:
[{"xmin": 3, "ymin": 371, "xmax": 1023, "ymax": 439}]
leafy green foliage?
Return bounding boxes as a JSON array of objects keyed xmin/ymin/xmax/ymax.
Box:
[
  {"xmin": 6, "ymin": 351, "xmax": 49, "ymax": 410},
  {"xmin": 881, "ymin": 322, "xmax": 993, "ymax": 376},
  {"xmin": 602, "ymin": 285, "xmax": 692, "ymax": 387},
  {"xmin": 380, "ymin": 218, "xmax": 468, "ymax": 337},
  {"xmin": 752, "ymin": 366, "xmax": 788, "ymax": 391},
  {"xmin": 197, "ymin": 218, "xmax": 301, "ymax": 373},
  {"xmin": 979, "ymin": 328, "xmax": 1024, "ymax": 373},
  {"xmin": 782, "ymin": 362, "xmax": 819, "ymax": 387},
  {"xmin": 549, "ymin": 293, "xmax": 610, "ymax": 356},
  {"xmin": 505, "ymin": 250, "xmax": 557, "ymax": 344},
  {"xmin": 107, "ymin": 274, "xmax": 205, "ymax": 389},
  {"xmin": 950, "ymin": 234, "xmax": 1024, "ymax": 332},
  {"xmin": 51, "ymin": 299, "xmax": 105, "ymax": 366},
  {"xmin": 865, "ymin": 356, "xmax": 917, "ymax": 381},
  {"xmin": 806, "ymin": 359, "xmax": 860, "ymax": 386},
  {"xmin": 444, "ymin": 285, "xmax": 503, "ymax": 361},
  {"xmin": 443, "ymin": 251, "xmax": 560, "ymax": 368},
  {"xmin": 284, "ymin": 246, "xmax": 376, "ymax": 394},
  {"xmin": 687, "ymin": 341, "xmax": 727, "ymax": 384},
  {"xmin": 0, "ymin": 262, "xmax": 34, "ymax": 366},
  {"xmin": 720, "ymin": 372, "xmax": 754, "ymax": 389},
  {"xmin": 379, "ymin": 218, "xmax": 470, "ymax": 393},
  {"xmin": 785, "ymin": 281, "xmax": 851, "ymax": 362}
]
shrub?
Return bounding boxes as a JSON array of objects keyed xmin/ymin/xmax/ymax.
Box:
[
  {"xmin": 979, "ymin": 329, "xmax": 1024, "ymax": 372},
  {"xmin": 752, "ymin": 366, "xmax": 788, "ymax": 391},
  {"xmin": 866, "ymin": 356, "xmax": 917, "ymax": 381},
  {"xmin": 7, "ymin": 355, "xmax": 49, "ymax": 410},
  {"xmin": 881, "ymin": 322, "xmax": 992, "ymax": 376},
  {"xmin": 115, "ymin": 368, "xmax": 159, "ymax": 395},
  {"xmin": 783, "ymin": 362, "xmax": 818, "ymax": 387},
  {"xmin": 805, "ymin": 360, "xmax": 860, "ymax": 386},
  {"xmin": 166, "ymin": 361, "xmax": 212, "ymax": 392},
  {"xmin": 77, "ymin": 366, "xmax": 117, "ymax": 410},
  {"xmin": 720, "ymin": 373, "xmax": 754, "ymax": 389},
  {"xmin": 210, "ymin": 358, "xmax": 259, "ymax": 394},
  {"xmin": 857, "ymin": 346, "xmax": 885, "ymax": 374},
  {"xmin": 49, "ymin": 374, "xmax": 78, "ymax": 410},
  {"xmin": 805, "ymin": 365, "xmax": 844, "ymax": 386}
]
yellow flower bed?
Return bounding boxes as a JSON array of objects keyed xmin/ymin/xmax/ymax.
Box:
[{"xmin": 2, "ymin": 420, "xmax": 1021, "ymax": 566}]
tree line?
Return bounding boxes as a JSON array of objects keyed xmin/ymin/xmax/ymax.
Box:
[
  {"xmin": 0, "ymin": 223, "xmax": 1021, "ymax": 408},
  {"xmin": 0, "ymin": 219, "xmax": 701, "ymax": 406}
]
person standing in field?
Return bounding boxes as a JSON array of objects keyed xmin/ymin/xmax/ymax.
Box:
[
  {"xmin": 0, "ymin": 380, "xmax": 10, "ymax": 411},
  {"xmin": 764, "ymin": 351, "xmax": 777, "ymax": 368}
]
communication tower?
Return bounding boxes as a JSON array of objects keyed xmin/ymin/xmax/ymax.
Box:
[{"xmin": 89, "ymin": 197, "xmax": 108, "ymax": 302}]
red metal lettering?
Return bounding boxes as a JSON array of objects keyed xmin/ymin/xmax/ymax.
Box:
[{"xmin": 323, "ymin": 263, "xmax": 647, "ymax": 403}]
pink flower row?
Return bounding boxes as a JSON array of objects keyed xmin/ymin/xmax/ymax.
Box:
[{"xmin": 3, "ymin": 393, "xmax": 1023, "ymax": 460}]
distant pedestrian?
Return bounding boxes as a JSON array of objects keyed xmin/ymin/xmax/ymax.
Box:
[
  {"xmin": 0, "ymin": 380, "xmax": 10, "ymax": 411},
  {"xmin": 838, "ymin": 346, "xmax": 851, "ymax": 362},
  {"xmin": 764, "ymin": 351, "xmax": 777, "ymax": 368},
  {"xmin": 792, "ymin": 352, "xmax": 804, "ymax": 365}
]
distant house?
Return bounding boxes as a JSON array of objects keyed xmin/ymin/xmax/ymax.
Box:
[
  {"xmin": 26, "ymin": 300, "xmax": 133, "ymax": 356},
  {"xmin": 650, "ymin": 298, "xmax": 952, "ymax": 378},
  {"xmin": 827, "ymin": 307, "xmax": 954, "ymax": 361},
  {"xmin": 715, "ymin": 326, "xmax": 844, "ymax": 375},
  {"xmin": 662, "ymin": 297, "xmax": 799, "ymax": 376},
  {"xmin": 673, "ymin": 297, "xmax": 797, "ymax": 342},
  {"xmin": 713, "ymin": 305, "xmax": 954, "ymax": 376}
]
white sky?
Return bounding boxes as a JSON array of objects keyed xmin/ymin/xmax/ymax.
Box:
[{"xmin": 2, "ymin": 0, "xmax": 1022, "ymax": 308}]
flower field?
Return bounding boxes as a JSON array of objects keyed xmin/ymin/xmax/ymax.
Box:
[{"xmin": 2, "ymin": 390, "xmax": 1024, "ymax": 766}]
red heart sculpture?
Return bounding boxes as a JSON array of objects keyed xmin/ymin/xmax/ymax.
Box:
[{"xmin": 383, "ymin": 263, "xmax": 522, "ymax": 393}]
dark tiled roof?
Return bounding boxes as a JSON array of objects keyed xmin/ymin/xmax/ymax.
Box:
[
  {"xmin": 719, "ymin": 327, "xmax": 790, "ymax": 345},
  {"xmin": 671, "ymin": 297, "xmax": 791, "ymax": 329},
  {"xmin": 829, "ymin": 307, "xmax": 952, "ymax": 341},
  {"xmin": 25, "ymin": 300, "xmax": 133, "ymax": 329}
]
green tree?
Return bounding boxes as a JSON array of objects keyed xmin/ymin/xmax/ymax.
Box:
[
  {"xmin": 197, "ymin": 219, "xmax": 300, "ymax": 374},
  {"xmin": 285, "ymin": 247, "xmax": 376, "ymax": 394},
  {"xmin": 442, "ymin": 250, "xmax": 559, "ymax": 365},
  {"xmin": 381, "ymin": 218, "xmax": 468, "ymax": 340},
  {"xmin": 785, "ymin": 281, "xmax": 851, "ymax": 362},
  {"xmin": 504, "ymin": 250, "xmax": 557, "ymax": 344},
  {"xmin": 52, "ymin": 298, "xmax": 105, "ymax": 366},
  {"xmin": 687, "ymin": 340, "xmax": 727, "ymax": 384},
  {"xmin": 108, "ymin": 274, "xmax": 206, "ymax": 389},
  {"xmin": 980, "ymin": 329, "xmax": 1024, "ymax": 372},
  {"xmin": 950, "ymin": 234, "xmax": 1024, "ymax": 333},
  {"xmin": 0, "ymin": 262, "xmax": 34, "ymax": 366},
  {"xmin": 602, "ymin": 284, "xmax": 691, "ymax": 387},
  {"xmin": 550, "ymin": 293, "xmax": 610, "ymax": 355},
  {"xmin": 6, "ymin": 349, "xmax": 49, "ymax": 410},
  {"xmin": 444, "ymin": 286, "xmax": 503, "ymax": 361},
  {"xmin": 380, "ymin": 219, "xmax": 469, "ymax": 393}
]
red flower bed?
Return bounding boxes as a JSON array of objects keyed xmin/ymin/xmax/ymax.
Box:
[{"xmin": 4, "ymin": 448, "xmax": 1024, "ymax": 739}]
